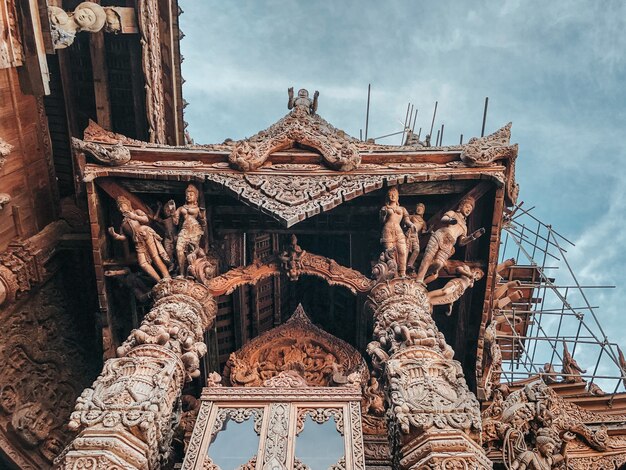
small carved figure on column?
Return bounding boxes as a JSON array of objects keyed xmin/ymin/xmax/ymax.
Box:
[
  {"xmin": 406, "ymin": 202, "xmax": 428, "ymax": 272},
  {"xmin": 172, "ymin": 184, "xmax": 207, "ymax": 276},
  {"xmin": 152, "ymin": 199, "xmax": 178, "ymax": 262},
  {"xmin": 108, "ymin": 196, "xmax": 171, "ymax": 282},
  {"xmin": 561, "ymin": 342, "xmax": 586, "ymax": 383},
  {"xmin": 288, "ymin": 87, "xmax": 319, "ymax": 115},
  {"xmin": 48, "ymin": 2, "xmax": 106, "ymax": 49},
  {"xmin": 416, "ymin": 195, "xmax": 485, "ymax": 283},
  {"xmin": 380, "ymin": 187, "xmax": 414, "ymax": 278},
  {"xmin": 427, "ymin": 264, "xmax": 484, "ymax": 315}
]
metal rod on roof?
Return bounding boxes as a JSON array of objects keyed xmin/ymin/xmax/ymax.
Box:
[
  {"xmin": 435, "ymin": 129, "xmax": 441, "ymax": 146},
  {"xmin": 401, "ymin": 103, "xmax": 411, "ymax": 144},
  {"xmin": 459, "ymin": 134, "xmax": 463, "ymax": 145},
  {"xmin": 429, "ymin": 101, "xmax": 438, "ymax": 139},
  {"xmin": 404, "ymin": 104, "xmax": 414, "ymax": 144},
  {"xmin": 372, "ymin": 130, "xmax": 406, "ymax": 140},
  {"xmin": 365, "ymin": 84, "xmax": 371, "ymax": 141},
  {"xmin": 417, "ymin": 127, "xmax": 422, "ymax": 140},
  {"xmin": 412, "ymin": 108, "xmax": 418, "ymax": 132},
  {"xmin": 481, "ymin": 97, "xmax": 489, "ymax": 137},
  {"xmin": 360, "ymin": 129, "xmax": 363, "ymax": 141},
  {"xmin": 440, "ymin": 124, "xmax": 444, "ymax": 146}
]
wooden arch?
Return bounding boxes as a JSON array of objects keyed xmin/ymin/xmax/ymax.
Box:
[{"xmin": 207, "ymin": 247, "xmax": 373, "ymax": 297}]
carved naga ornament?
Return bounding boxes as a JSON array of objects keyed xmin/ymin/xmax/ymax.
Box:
[
  {"xmin": 228, "ymin": 88, "xmax": 361, "ymax": 172},
  {"xmin": 72, "ymin": 137, "xmax": 131, "ymax": 166}
]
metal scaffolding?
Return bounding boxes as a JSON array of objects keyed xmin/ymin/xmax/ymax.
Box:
[{"xmin": 496, "ymin": 203, "xmax": 625, "ymax": 398}]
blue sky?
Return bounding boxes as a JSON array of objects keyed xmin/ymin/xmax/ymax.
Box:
[{"xmin": 180, "ymin": 1, "xmax": 626, "ymax": 389}]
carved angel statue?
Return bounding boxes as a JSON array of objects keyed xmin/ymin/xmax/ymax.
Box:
[
  {"xmin": 416, "ymin": 195, "xmax": 485, "ymax": 283},
  {"xmin": 288, "ymin": 87, "xmax": 319, "ymax": 114},
  {"xmin": 171, "ymin": 184, "xmax": 207, "ymax": 276},
  {"xmin": 108, "ymin": 196, "xmax": 171, "ymax": 282},
  {"xmin": 48, "ymin": 2, "xmax": 106, "ymax": 49},
  {"xmin": 427, "ymin": 264, "xmax": 483, "ymax": 315},
  {"xmin": 379, "ymin": 187, "xmax": 415, "ymax": 278}
]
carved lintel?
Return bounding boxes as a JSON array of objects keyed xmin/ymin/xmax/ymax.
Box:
[
  {"xmin": 72, "ymin": 137, "xmax": 131, "ymax": 166},
  {"xmin": 0, "ymin": 220, "xmax": 70, "ymax": 306},
  {"xmin": 208, "ymin": 250, "xmax": 372, "ymax": 297}
]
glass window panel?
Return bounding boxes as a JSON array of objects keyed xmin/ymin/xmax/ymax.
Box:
[
  {"xmin": 294, "ymin": 414, "xmax": 344, "ymax": 470},
  {"xmin": 207, "ymin": 410, "xmax": 260, "ymax": 469}
]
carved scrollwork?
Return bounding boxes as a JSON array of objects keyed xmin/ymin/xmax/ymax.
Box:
[
  {"xmin": 228, "ymin": 93, "xmax": 361, "ymax": 172},
  {"xmin": 296, "ymin": 408, "xmax": 344, "ymax": 436}
]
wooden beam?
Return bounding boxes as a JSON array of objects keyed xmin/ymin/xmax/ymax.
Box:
[
  {"xmin": 89, "ymin": 31, "xmax": 112, "ymax": 130},
  {"xmin": 15, "ymin": 0, "xmax": 50, "ymax": 95},
  {"xmin": 96, "ymin": 177, "xmax": 154, "ymax": 217}
]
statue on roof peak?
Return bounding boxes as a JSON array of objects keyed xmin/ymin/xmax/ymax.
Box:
[{"xmin": 288, "ymin": 87, "xmax": 319, "ymax": 115}]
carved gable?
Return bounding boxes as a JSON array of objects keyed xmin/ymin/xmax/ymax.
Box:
[{"xmin": 224, "ymin": 304, "xmax": 368, "ymax": 388}]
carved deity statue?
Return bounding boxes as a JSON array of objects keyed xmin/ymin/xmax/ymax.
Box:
[
  {"xmin": 379, "ymin": 187, "xmax": 414, "ymax": 278},
  {"xmin": 509, "ymin": 428, "xmax": 572, "ymax": 470},
  {"xmin": 288, "ymin": 87, "xmax": 319, "ymax": 115},
  {"xmin": 416, "ymin": 195, "xmax": 485, "ymax": 283},
  {"xmin": 108, "ymin": 196, "xmax": 171, "ymax": 282},
  {"xmin": 406, "ymin": 203, "xmax": 428, "ymax": 272},
  {"xmin": 171, "ymin": 184, "xmax": 207, "ymax": 276},
  {"xmin": 48, "ymin": 2, "xmax": 106, "ymax": 49}
]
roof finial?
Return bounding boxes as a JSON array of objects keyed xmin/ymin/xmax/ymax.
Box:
[{"xmin": 288, "ymin": 87, "xmax": 319, "ymax": 115}]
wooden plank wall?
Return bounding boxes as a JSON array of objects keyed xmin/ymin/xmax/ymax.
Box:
[{"xmin": 0, "ymin": 66, "xmax": 57, "ymax": 251}]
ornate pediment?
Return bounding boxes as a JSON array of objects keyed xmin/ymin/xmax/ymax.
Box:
[
  {"xmin": 228, "ymin": 89, "xmax": 361, "ymax": 172},
  {"xmin": 224, "ymin": 304, "xmax": 368, "ymax": 388}
]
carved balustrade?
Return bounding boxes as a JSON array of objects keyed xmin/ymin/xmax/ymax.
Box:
[
  {"xmin": 366, "ymin": 278, "xmax": 492, "ymax": 469},
  {"xmin": 54, "ymin": 278, "xmax": 216, "ymax": 470}
]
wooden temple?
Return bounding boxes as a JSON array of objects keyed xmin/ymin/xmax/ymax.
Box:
[{"xmin": 1, "ymin": 1, "xmax": 626, "ymax": 469}]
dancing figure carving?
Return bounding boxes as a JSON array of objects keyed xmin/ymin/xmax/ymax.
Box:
[
  {"xmin": 416, "ymin": 196, "xmax": 485, "ymax": 283},
  {"xmin": 108, "ymin": 196, "xmax": 170, "ymax": 282}
]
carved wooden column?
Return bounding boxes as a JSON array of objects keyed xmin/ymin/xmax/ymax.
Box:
[
  {"xmin": 366, "ymin": 278, "xmax": 491, "ymax": 469},
  {"xmin": 55, "ymin": 278, "xmax": 217, "ymax": 470}
]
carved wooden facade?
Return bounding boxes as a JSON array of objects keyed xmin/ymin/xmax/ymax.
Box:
[{"xmin": 1, "ymin": 3, "xmax": 626, "ymax": 469}]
